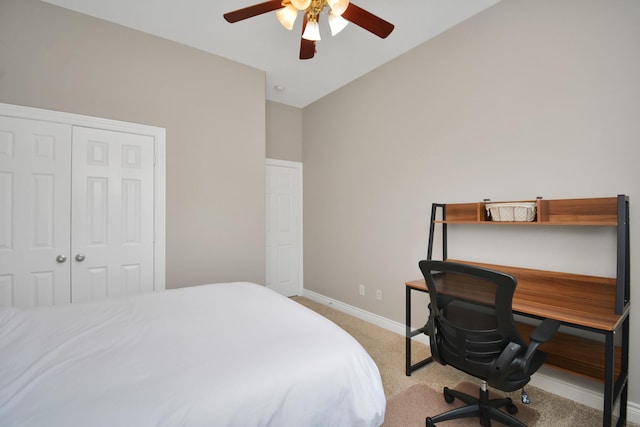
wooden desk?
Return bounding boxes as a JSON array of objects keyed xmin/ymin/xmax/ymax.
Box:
[{"xmin": 405, "ymin": 261, "xmax": 630, "ymax": 427}]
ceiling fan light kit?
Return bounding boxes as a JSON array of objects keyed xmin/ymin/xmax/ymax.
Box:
[
  {"xmin": 290, "ymin": 0, "xmax": 312, "ymax": 10},
  {"xmin": 328, "ymin": 11, "xmax": 349, "ymax": 36},
  {"xmin": 276, "ymin": 4, "xmax": 298, "ymax": 30},
  {"xmin": 224, "ymin": 0, "xmax": 394, "ymax": 59},
  {"xmin": 327, "ymin": 0, "xmax": 349, "ymax": 16},
  {"xmin": 302, "ymin": 18, "xmax": 321, "ymax": 41}
]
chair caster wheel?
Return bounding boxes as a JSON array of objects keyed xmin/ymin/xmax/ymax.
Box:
[
  {"xmin": 506, "ymin": 403, "xmax": 518, "ymax": 415},
  {"xmin": 443, "ymin": 387, "xmax": 455, "ymax": 403}
]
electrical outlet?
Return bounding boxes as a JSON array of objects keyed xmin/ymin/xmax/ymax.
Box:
[
  {"xmin": 376, "ymin": 290, "xmax": 382, "ymax": 300},
  {"xmin": 359, "ymin": 284, "xmax": 365, "ymax": 296}
]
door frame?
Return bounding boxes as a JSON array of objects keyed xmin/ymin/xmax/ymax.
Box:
[
  {"xmin": 0, "ymin": 102, "xmax": 166, "ymax": 292},
  {"xmin": 266, "ymin": 158, "xmax": 303, "ymax": 295}
]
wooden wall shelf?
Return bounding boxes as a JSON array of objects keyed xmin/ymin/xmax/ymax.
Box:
[{"xmin": 436, "ymin": 197, "xmax": 619, "ymax": 226}]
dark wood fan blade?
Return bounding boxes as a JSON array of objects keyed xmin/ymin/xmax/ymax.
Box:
[
  {"xmin": 300, "ymin": 15, "xmax": 316, "ymax": 60},
  {"xmin": 224, "ymin": 0, "xmax": 283, "ymax": 23},
  {"xmin": 341, "ymin": 2, "xmax": 394, "ymax": 39},
  {"xmin": 300, "ymin": 39, "xmax": 316, "ymax": 59}
]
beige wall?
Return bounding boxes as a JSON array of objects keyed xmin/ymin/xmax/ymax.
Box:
[
  {"xmin": 303, "ymin": 0, "xmax": 640, "ymax": 400},
  {"xmin": 0, "ymin": 0, "xmax": 266, "ymax": 288},
  {"xmin": 3, "ymin": 0, "xmax": 639, "ymax": 407},
  {"xmin": 266, "ymin": 101, "xmax": 303, "ymax": 162}
]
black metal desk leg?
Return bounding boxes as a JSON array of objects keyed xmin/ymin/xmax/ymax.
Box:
[
  {"xmin": 405, "ymin": 286, "xmax": 412, "ymax": 376},
  {"xmin": 619, "ymin": 315, "xmax": 630, "ymax": 426},
  {"xmin": 405, "ymin": 285, "xmax": 433, "ymax": 376},
  {"xmin": 603, "ymin": 331, "xmax": 614, "ymax": 427}
]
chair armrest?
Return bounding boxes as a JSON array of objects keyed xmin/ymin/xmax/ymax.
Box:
[
  {"xmin": 518, "ymin": 319, "xmax": 561, "ymax": 372},
  {"xmin": 487, "ymin": 341, "xmax": 522, "ymax": 384},
  {"xmin": 494, "ymin": 342, "xmax": 522, "ymax": 370},
  {"xmin": 530, "ymin": 318, "xmax": 561, "ymax": 343}
]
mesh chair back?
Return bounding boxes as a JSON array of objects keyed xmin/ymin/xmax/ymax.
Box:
[{"xmin": 419, "ymin": 260, "xmax": 526, "ymax": 386}]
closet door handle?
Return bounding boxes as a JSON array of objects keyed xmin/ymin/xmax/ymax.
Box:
[
  {"xmin": 75, "ymin": 254, "xmax": 86, "ymax": 262},
  {"xmin": 56, "ymin": 255, "xmax": 67, "ymax": 263}
]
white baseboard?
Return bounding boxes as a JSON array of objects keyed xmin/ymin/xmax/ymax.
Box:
[
  {"xmin": 302, "ymin": 288, "xmax": 640, "ymax": 424},
  {"xmin": 303, "ymin": 289, "xmax": 427, "ymax": 346}
]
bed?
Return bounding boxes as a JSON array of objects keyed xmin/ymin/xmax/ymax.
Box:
[{"xmin": 0, "ymin": 282, "xmax": 385, "ymax": 426}]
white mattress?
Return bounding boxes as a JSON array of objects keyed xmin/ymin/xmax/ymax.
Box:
[{"xmin": 0, "ymin": 282, "xmax": 385, "ymax": 426}]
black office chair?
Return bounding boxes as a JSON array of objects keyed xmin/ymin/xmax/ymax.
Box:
[{"xmin": 418, "ymin": 260, "xmax": 560, "ymax": 427}]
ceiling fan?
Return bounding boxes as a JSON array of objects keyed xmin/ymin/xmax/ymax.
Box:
[{"xmin": 224, "ymin": 0, "xmax": 394, "ymax": 60}]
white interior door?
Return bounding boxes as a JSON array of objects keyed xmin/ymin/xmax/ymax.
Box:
[
  {"xmin": 71, "ymin": 126, "xmax": 155, "ymax": 302},
  {"xmin": 0, "ymin": 116, "xmax": 72, "ymax": 307},
  {"xmin": 266, "ymin": 159, "xmax": 302, "ymax": 296}
]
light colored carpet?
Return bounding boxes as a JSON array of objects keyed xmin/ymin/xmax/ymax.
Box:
[
  {"xmin": 292, "ymin": 296, "xmax": 634, "ymax": 427},
  {"xmin": 383, "ymin": 382, "xmax": 538, "ymax": 426}
]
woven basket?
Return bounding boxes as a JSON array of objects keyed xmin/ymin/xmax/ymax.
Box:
[{"xmin": 485, "ymin": 202, "xmax": 536, "ymax": 222}]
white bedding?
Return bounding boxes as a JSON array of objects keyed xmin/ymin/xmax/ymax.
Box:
[{"xmin": 0, "ymin": 282, "xmax": 385, "ymax": 426}]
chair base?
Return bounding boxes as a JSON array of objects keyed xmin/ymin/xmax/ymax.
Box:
[{"xmin": 426, "ymin": 383, "xmax": 525, "ymax": 427}]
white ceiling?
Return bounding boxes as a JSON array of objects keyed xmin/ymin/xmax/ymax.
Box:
[{"xmin": 41, "ymin": 0, "xmax": 499, "ymax": 108}]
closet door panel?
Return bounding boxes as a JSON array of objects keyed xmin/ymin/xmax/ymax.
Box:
[
  {"xmin": 71, "ymin": 127, "xmax": 155, "ymax": 302},
  {"xmin": 0, "ymin": 116, "xmax": 72, "ymax": 307}
]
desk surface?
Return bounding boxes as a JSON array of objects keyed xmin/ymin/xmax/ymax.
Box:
[{"xmin": 406, "ymin": 259, "xmax": 628, "ymax": 332}]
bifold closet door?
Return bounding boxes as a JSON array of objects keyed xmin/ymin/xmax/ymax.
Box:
[
  {"xmin": 71, "ymin": 127, "xmax": 155, "ymax": 302},
  {"xmin": 1, "ymin": 107, "xmax": 161, "ymax": 308},
  {"xmin": 0, "ymin": 116, "xmax": 72, "ymax": 307}
]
